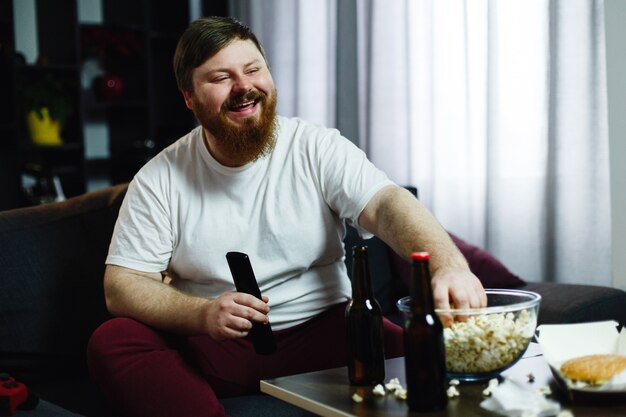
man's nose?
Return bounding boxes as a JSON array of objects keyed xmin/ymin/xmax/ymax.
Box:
[{"xmin": 232, "ymin": 75, "xmax": 252, "ymax": 94}]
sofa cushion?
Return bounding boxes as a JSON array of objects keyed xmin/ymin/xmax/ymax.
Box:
[
  {"xmin": 388, "ymin": 232, "xmax": 526, "ymax": 291},
  {"xmin": 0, "ymin": 184, "xmax": 127, "ymax": 381},
  {"xmin": 521, "ymin": 282, "xmax": 626, "ymax": 325}
]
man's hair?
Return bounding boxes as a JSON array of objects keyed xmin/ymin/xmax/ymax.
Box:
[{"xmin": 173, "ymin": 16, "xmax": 266, "ymax": 93}]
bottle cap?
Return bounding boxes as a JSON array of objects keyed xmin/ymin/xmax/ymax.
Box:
[
  {"xmin": 410, "ymin": 251, "xmax": 429, "ymax": 261},
  {"xmin": 352, "ymin": 245, "xmax": 368, "ymax": 255}
]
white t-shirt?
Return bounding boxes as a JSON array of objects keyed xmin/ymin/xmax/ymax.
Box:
[{"xmin": 107, "ymin": 116, "xmax": 394, "ymax": 330}]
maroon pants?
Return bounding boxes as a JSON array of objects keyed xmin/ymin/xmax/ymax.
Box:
[{"xmin": 87, "ymin": 302, "xmax": 404, "ymax": 417}]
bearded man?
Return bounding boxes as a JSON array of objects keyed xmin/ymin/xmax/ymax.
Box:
[{"xmin": 87, "ymin": 16, "xmax": 486, "ymax": 417}]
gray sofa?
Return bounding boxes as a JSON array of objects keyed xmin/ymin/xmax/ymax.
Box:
[{"xmin": 1, "ymin": 183, "xmax": 625, "ymax": 417}]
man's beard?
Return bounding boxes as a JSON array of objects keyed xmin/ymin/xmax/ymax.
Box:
[{"xmin": 193, "ymin": 89, "xmax": 278, "ymax": 165}]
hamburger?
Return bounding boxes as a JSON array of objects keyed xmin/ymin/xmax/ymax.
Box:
[{"xmin": 560, "ymin": 354, "xmax": 626, "ymax": 386}]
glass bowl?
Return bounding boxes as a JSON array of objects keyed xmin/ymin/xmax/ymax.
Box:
[{"xmin": 397, "ymin": 289, "xmax": 541, "ymax": 382}]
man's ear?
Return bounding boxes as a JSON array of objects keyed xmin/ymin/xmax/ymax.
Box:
[{"xmin": 181, "ymin": 89, "xmax": 194, "ymax": 110}]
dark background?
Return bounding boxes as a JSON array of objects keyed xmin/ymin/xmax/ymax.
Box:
[{"xmin": 0, "ymin": 0, "xmax": 229, "ymax": 210}]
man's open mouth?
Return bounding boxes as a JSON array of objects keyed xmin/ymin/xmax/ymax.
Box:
[{"xmin": 229, "ymin": 99, "xmax": 258, "ymax": 112}]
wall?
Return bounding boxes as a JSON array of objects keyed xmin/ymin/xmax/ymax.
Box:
[{"xmin": 605, "ymin": 0, "xmax": 626, "ymax": 290}]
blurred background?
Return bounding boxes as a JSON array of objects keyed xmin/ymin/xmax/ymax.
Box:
[{"xmin": 1, "ymin": 0, "xmax": 624, "ymax": 290}]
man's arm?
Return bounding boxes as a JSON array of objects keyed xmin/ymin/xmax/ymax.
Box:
[
  {"xmin": 104, "ymin": 264, "xmax": 270, "ymax": 339},
  {"xmin": 358, "ymin": 185, "xmax": 487, "ymax": 310}
]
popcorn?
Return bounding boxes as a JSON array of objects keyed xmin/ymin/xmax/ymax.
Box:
[
  {"xmin": 358, "ymin": 377, "xmax": 460, "ymax": 402},
  {"xmin": 385, "ymin": 378, "xmax": 409, "ymax": 400},
  {"xmin": 394, "ymin": 387, "xmax": 407, "ymax": 400},
  {"xmin": 444, "ymin": 310, "xmax": 535, "ymax": 374},
  {"xmin": 447, "ymin": 385, "xmax": 460, "ymax": 398},
  {"xmin": 385, "ymin": 377, "xmax": 403, "ymax": 392},
  {"xmin": 362, "ymin": 378, "xmax": 410, "ymax": 400},
  {"xmin": 482, "ymin": 378, "xmax": 499, "ymax": 396},
  {"xmin": 372, "ymin": 384, "xmax": 386, "ymax": 396}
]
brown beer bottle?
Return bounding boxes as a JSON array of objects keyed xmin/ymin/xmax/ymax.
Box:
[
  {"xmin": 345, "ymin": 245, "xmax": 385, "ymax": 385},
  {"xmin": 404, "ymin": 251, "xmax": 448, "ymax": 411}
]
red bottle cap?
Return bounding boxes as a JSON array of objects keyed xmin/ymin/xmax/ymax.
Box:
[{"xmin": 410, "ymin": 252, "xmax": 430, "ymax": 261}]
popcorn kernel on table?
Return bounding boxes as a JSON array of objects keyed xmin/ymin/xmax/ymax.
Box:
[
  {"xmin": 372, "ymin": 384, "xmax": 386, "ymax": 396},
  {"xmin": 394, "ymin": 387, "xmax": 407, "ymax": 400},
  {"xmin": 385, "ymin": 377, "xmax": 402, "ymax": 392},
  {"xmin": 352, "ymin": 393, "xmax": 363, "ymax": 403},
  {"xmin": 482, "ymin": 378, "xmax": 500, "ymax": 396},
  {"xmin": 447, "ymin": 385, "xmax": 460, "ymax": 398}
]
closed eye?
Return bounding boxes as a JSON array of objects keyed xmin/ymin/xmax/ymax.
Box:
[{"xmin": 211, "ymin": 75, "xmax": 229, "ymax": 83}]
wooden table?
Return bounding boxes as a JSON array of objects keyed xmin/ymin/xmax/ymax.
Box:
[{"xmin": 261, "ymin": 345, "xmax": 626, "ymax": 416}]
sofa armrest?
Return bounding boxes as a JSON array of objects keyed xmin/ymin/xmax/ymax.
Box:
[{"xmin": 0, "ymin": 183, "xmax": 128, "ymax": 381}]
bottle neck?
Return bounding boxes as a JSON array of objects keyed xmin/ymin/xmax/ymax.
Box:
[
  {"xmin": 410, "ymin": 257, "xmax": 436, "ymax": 313},
  {"xmin": 351, "ymin": 246, "xmax": 374, "ymax": 301}
]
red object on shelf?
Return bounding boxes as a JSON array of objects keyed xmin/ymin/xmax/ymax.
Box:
[{"xmin": 92, "ymin": 74, "xmax": 125, "ymax": 101}]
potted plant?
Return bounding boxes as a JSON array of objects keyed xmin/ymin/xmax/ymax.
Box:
[{"xmin": 16, "ymin": 72, "xmax": 74, "ymax": 146}]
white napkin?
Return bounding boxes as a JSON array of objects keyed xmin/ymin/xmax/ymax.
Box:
[
  {"xmin": 480, "ymin": 378, "xmax": 561, "ymax": 417},
  {"xmin": 600, "ymin": 369, "xmax": 626, "ymax": 391}
]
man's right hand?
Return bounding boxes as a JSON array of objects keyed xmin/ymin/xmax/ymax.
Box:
[
  {"xmin": 205, "ymin": 292, "xmax": 270, "ymax": 340},
  {"xmin": 104, "ymin": 265, "xmax": 271, "ymax": 338}
]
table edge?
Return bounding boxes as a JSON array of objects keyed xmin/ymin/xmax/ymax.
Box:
[{"xmin": 260, "ymin": 380, "xmax": 354, "ymax": 417}]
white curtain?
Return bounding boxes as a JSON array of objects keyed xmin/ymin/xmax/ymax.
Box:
[
  {"xmin": 229, "ymin": 0, "xmax": 337, "ymax": 128},
  {"xmin": 230, "ymin": 0, "xmax": 612, "ymax": 286}
]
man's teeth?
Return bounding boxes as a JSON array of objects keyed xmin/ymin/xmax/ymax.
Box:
[{"xmin": 233, "ymin": 100, "xmax": 255, "ymax": 110}]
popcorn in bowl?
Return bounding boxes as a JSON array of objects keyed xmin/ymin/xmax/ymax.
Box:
[{"xmin": 397, "ymin": 289, "xmax": 541, "ymax": 382}]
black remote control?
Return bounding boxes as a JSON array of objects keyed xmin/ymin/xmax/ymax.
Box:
[{"xmin": 226, "ymin": 252, "xmax": 277, "ymax": 355}]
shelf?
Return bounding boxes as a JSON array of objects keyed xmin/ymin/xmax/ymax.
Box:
[
  {"xmin": 2, "ymin": 0, "xmax": 86, "ymax": 208},
  {"xmin": 14, "ymin": 63, "xmax": 79, "ymax": 74},
  {"xmin": 82, "ymin": 91, "xmax": 148, "ymax": 111},
  {"xmin": 22, "ymin": 142, "xmax": 83, "ymax": 153},
  {"xmin": 24, "ymin": 161, "xmax": 82, "ymax": 176},
  {"xmin": 80, "ymin": 22, "xmax": 145, "ymax": 33},
  {"xmin": 80, "ymin": 0, "xmax": 199, "ymax": 185},
  {"xmin": 3, "ymin": 0, "xmax": 227, "ymax": 209},
  {"xmin": 148, "ymin": 30, "xmax": 186, "ymax": 40}
]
